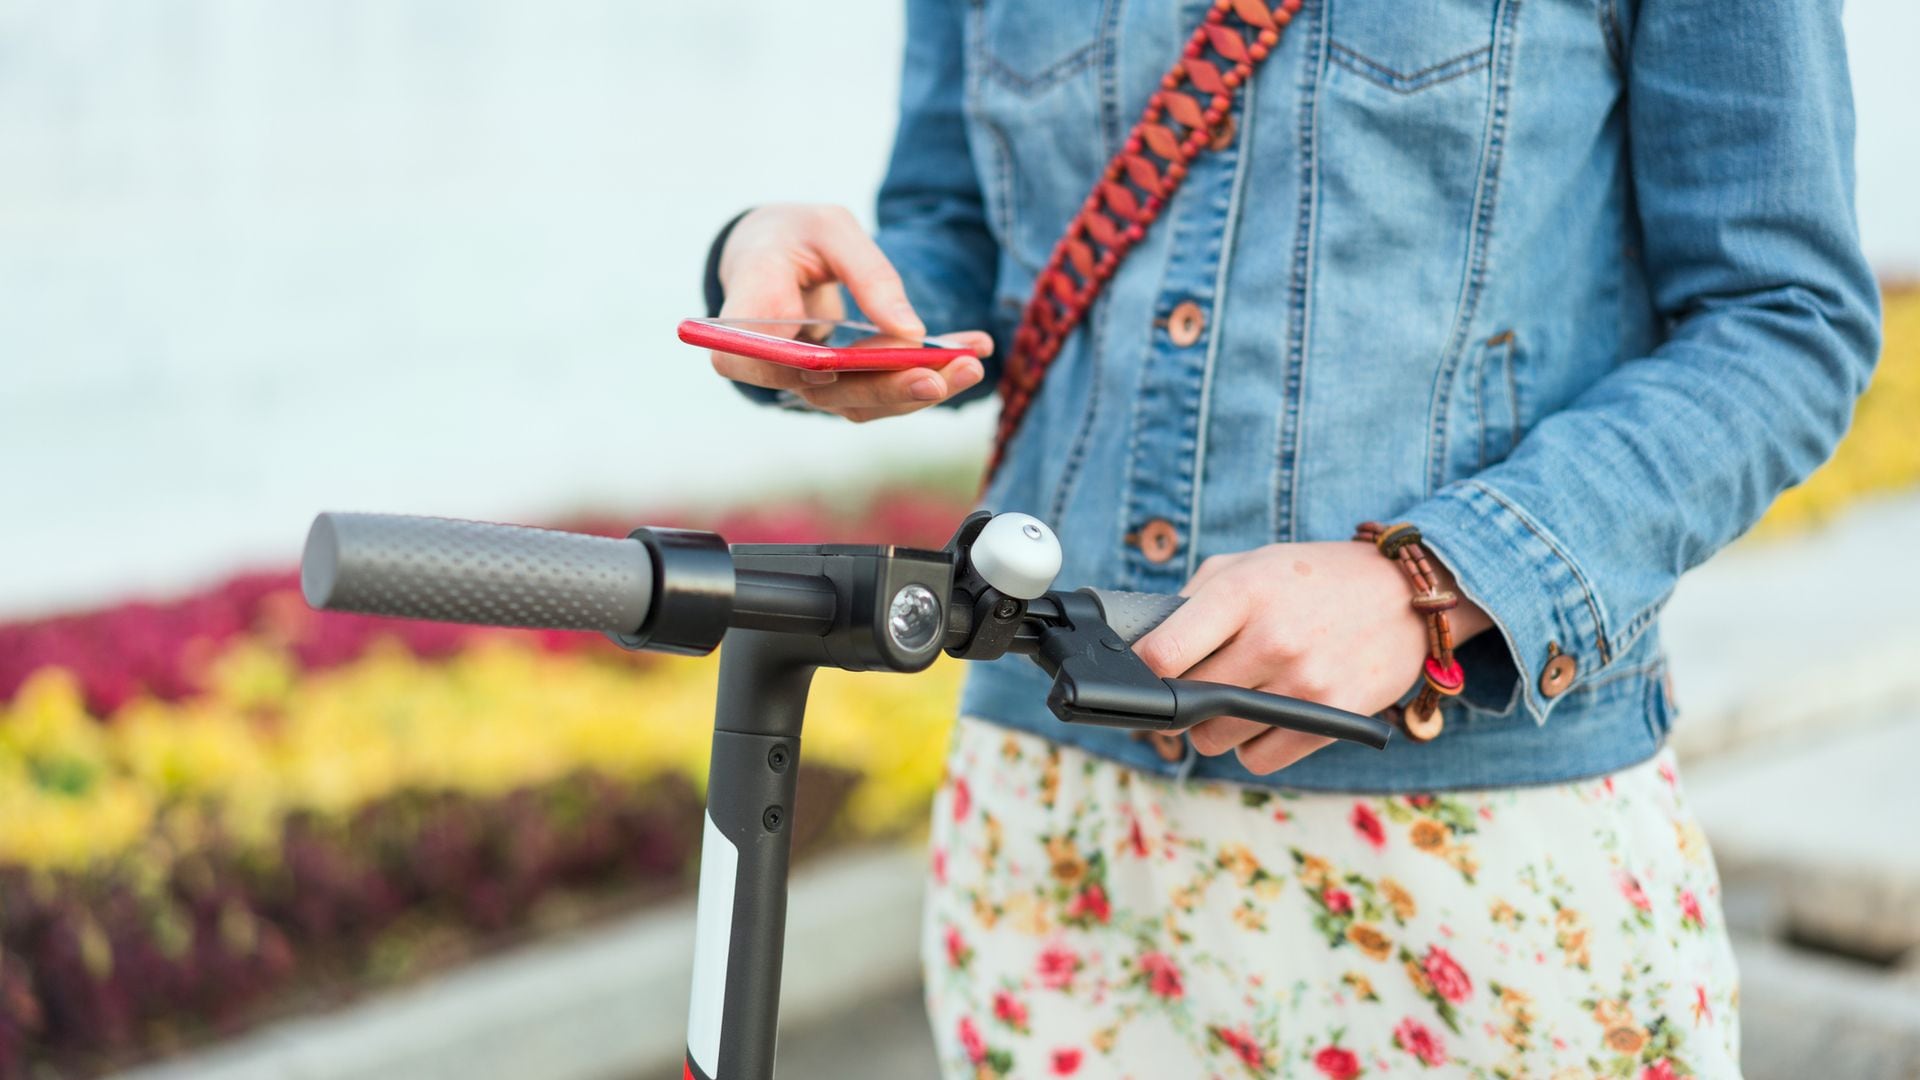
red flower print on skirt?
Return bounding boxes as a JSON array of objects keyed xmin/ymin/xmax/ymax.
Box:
[
  {"xmin": 1616, "ymin": 870, "xmax": 1652, "ymax": 912},
  {"xmin": 1211, "ymin": 1025, "xmax": 1267, "ymax": 1070},
  {"xmin": 1422, "ymin": 945, "xmax": 1473, "ymax": 1004},
  {"xmin": 1351, "ymin": 801, "xmax": 1386, "ymax": 850},
  {"xmin": 992, "ymin": 990, "xmax": 1029, "ymax": 1032},
  {"xmin": 1050, "ymin": 1047, "xmax": 1084, "ymax": 1075},
  {"xmin": 1037, "ymin": 943, "xmax": 1082, "ymax": 990},
  {"xmin": 1313, "ymin": 1043, "xmax": 1363, "ymax": 1079},
  {"xmin": 958, "ymin": 1017, "xmax": 987, "ymax": 1065},
  {"xmin": 1066, "ymin": 883, "xmax": 1111, "ymax": 924},
  {"xmin": 1394, "ymin": 1016, "xmax": 1448, "ymax": 1067},
  {"xmin": 1139, "ymin": 951, "xmax": 1185, "ymax": 999}
]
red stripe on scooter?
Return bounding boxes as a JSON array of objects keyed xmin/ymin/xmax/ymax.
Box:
[{"xmin": 684, "ymin": 1059, "xmax": 696, "ymax": 1080}]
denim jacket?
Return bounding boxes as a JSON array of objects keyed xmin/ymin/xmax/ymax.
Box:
[{"xmin": 733, "ymin": 0, "xmax": 1880, "ymax": 791}]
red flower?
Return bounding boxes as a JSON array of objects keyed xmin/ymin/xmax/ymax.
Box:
[
  {"xmin": 931, "ymin": 847, "xmax": 948, "ymax": 885},
  {"xmin": 1067, "ymin": 884, "xmax": 1112, "ymax": 924},
  {"xmin": 945, "ymin": 926, "xmax": 970, "ymax": 969},
  {"xmin": 1679, "ymin": 888, "xmax": 1705, "ymax": 928},
  {"xmin": 1422, "ymin": 945, "xmax": 1473, "ymax": 1003},
  {"xmin": 1128, "ymin": 816, "xmax": 1150, "ymax": 857},
  {"xmin": 1323, "ymin": 888, "xmax": 1354, "ymax": 915},
  {"xmin": 958, "ymin": 1017, "xmax": 987, "ymax": 1065},
  {"xmin": 1393, "ymin": 1017, "xmax": 1447, "ymax": 1067},
  {"xmin": 1350, "ymin": 802, "xmax": 1386, "ymax": 850},
  {"xmin": 992, "ymin": 990, "xmax": 1029, "ymax": 1030},
  {"xmin": 1051, "ymin": 1047, "xmax": 1084, "ymax": 1075},
  {"xmin": 1037, "ymin": 944, "xmax": 1081, "ymax": 990},
  {"xmin": 1313, "ymin": 1043, "xmax": 1363, "ymax": 1079},
  {"xmin": 1139, "ymin": 951, "xmax": 1184, "ymax": 999},
  {"xmin": 952, "ymin": 777, "xmax": 972, "ymax": 822},
  {"xmin": 1616, "ymin": 871, "xmax": 1653, "ymax": 913},
  {"xmin": 1641, "ymin": 1060, "xmax": 1678, "ymax": 1080},
  {"xmin": 1213, "ymin": 1026, "xmax": 1267, "ymax": 1070},
  {"xmin": 1407, "ymin": 794, "xmax": 1436, "ymax": 808}
]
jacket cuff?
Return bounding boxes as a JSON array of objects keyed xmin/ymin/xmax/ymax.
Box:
[
  {"xmin": 1400, "ymin": 481, "xmax": 1612, "ymax": 725},
  {"xmin": 700, "ymin": 209, "xmax": 788, "ymax": 408}
]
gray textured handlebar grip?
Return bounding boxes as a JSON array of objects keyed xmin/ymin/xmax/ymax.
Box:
[
  {"xmin": 1088, "ymin": 590, "xmax": 1185, "ymax": 643},
  {"xmin": 302, "ymin": 512, "xmax": 654, "ymax": 633}
]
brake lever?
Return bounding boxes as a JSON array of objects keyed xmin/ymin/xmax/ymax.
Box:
[{"xmin": 1030, "ymin": 590, "xmax": 1393, "ymax": 749}]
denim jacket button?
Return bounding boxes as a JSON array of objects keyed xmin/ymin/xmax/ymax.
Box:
[
  {"xmin": 1540, "ymin": 651, "xmax": 1579, "ymax": 697},
  {"xmin": 1166, "ymin": 301, "xmax": 1206, "ymax": 347},
  {"xmin": 1133, "ymin": 518, "xmax": 1180, "ymax": 563}
]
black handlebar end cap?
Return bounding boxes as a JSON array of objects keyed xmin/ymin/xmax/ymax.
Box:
[{"xmin": 609, "ymin": 526, "xmax": 736, "ymax": 656}]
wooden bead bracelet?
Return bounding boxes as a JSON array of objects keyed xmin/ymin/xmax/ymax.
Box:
[{"xmin": 1353, "ymin": 522, "xmax": 1463, "ymax": 742}]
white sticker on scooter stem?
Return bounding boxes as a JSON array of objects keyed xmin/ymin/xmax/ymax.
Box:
[{"xmin": 687, "ymin": 811, "xmax": 737, "ymax": 1078}]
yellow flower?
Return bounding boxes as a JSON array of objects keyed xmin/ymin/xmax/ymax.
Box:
[
  {"xmin": 1380, "ymin": 877, "xmax": 1417, "ymax": 920},
  {"xmin": 1490, "ymin": 899, "xmax": 1520, "ymax": 927},
  {"xmin": 1297, "ymin": 854, "xmax": 1334, "ymax": 889},
  {"xmin": 1232, "ymin": 902, "xmax": 1267, "ymax": 932},
  {"xmin": 1409, "ymin": 819, "xmax": 1449, "ymax": 852},
  {"xmin": 1498, "ymin": 984, "xmax": 1534, "ymax": 1018},
  {"xmin": 1046, "ymin": 835, "xmax": 1088, "ymax": 888},
  {"xmin": 1217, "ymin": 843, "xmax": 1260, "ymax": 886},
  {"xmin": 1003, "ymin": 891, "xmax": 1050, "ymax": 936},
  {"xmin": 1342, "ymin": 971, "xmax": 1377, "ymax": 1000},
  {"xmin": 1404, "ymin": 957, "xmax": 1432, "ymax": 996},
  {"xmin": 1604, "ymin": 1026, "xmax": 1650, "ymax": 1055},
  {"xmin": 1592, "ymin": 998, "xmax": 1635, "ymax": 1030},
  {"xmin": 972, "ymin": 892, "xmax": 999, "ymax": 930},
  {"xmin": 1346, "ymin": 923, "xmax": 1392, "ymax": 961}
]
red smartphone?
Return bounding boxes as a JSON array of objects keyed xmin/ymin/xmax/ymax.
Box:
[{"xmin": 678, "ymin": 317, "xmax": 977, "ymax": 372}]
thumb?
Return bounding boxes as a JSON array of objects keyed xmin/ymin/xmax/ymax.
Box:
[{"xmin": 811, "ymin": 219, "xmax": 925, "ymax": 338}]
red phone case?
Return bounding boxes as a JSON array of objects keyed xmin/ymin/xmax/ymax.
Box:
[{"xmin": 678, "ymin": 318, "xmax": 973, "ymax": 372}]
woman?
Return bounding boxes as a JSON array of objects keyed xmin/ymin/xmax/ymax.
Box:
[{"xmin": 706, "ymin": 0, "xmax": 1879, "ymax": 1075}]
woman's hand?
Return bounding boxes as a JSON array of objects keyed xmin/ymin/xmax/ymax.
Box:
[
  {"xmin": 710, "ymin": 204, "xmax": 993, "ymax": 422},
  {"xmin": 1133, "ymin": 542, "xmax": 1493, "ymax": 775}
]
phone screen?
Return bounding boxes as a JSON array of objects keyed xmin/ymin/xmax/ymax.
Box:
[{"xmin": 694, "ymin": 318, "xmax": 962, "ymax": 351}]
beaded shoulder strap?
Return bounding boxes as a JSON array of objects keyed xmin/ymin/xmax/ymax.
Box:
[{"xmin": 987, "ymin": 0, "xmax": 1303, "ymax": 479}]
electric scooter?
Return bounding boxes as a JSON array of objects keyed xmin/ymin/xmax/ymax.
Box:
[{"xmin": 299, "ymin": 508, "xmax": 1393, "ymax": 1080}]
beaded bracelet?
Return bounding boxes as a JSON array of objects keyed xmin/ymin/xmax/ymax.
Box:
[{"xmin": 1353, "ymin": 522, "xmax": 1464, "ymax": 742}]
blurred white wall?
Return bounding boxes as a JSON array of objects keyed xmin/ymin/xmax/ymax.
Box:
[{"xmin": 0, "ymin": 0, "xmax": 1913, "ymax": 618}]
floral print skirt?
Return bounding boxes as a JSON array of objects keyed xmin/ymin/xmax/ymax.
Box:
[{"xmin": 922, "ymin": 717, "xmax": 1741, "ymax": 1079}]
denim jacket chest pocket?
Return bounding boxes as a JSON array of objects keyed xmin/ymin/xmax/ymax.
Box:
[
  {"xmin": 1327, "ymin": 0, "xmax": 1506, "ymax": 95},
  {"xmin": 963, "ymin": 0, "xmax": 1111, "ymax": 277},
  {"xmin": 1309, "ymin": 0, "xmax": 1525, "ymax": 499}
]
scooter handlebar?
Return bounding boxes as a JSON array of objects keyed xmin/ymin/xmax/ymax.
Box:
[
  {"xmin": 1086, "ymin": 589, "xmax": 1185, "ymax": 643},
  {"xmin": 301, "ymin": 512, "xmax": 655, "ymax": 634}
]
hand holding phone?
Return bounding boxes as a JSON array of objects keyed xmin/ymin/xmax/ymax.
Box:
[{"xmin": 707, "ymin": 205, "xmax": 992, "ymax": 421}]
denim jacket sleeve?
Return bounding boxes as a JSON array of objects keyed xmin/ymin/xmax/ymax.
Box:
[
  {"xmin": 730, "ymin": 0, "xmax": 1002, "ymax": 409},
  {"xmin": 1403, "ymin": 0, "xmax": 1882, "ymax": 724}
]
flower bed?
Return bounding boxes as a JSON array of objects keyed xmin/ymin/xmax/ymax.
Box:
[{"xmin": 1, "ymin": 291, "xmax": 1913, "ymax": 1077}]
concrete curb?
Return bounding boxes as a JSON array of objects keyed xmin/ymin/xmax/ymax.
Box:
[
  {"xmin": 1735, "ymin": 934, "xmax": 1920, "ymax": 1080},
  {"xmin": 114, "ymin": 846, "xmax": 928, "ymax": 1080}
]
